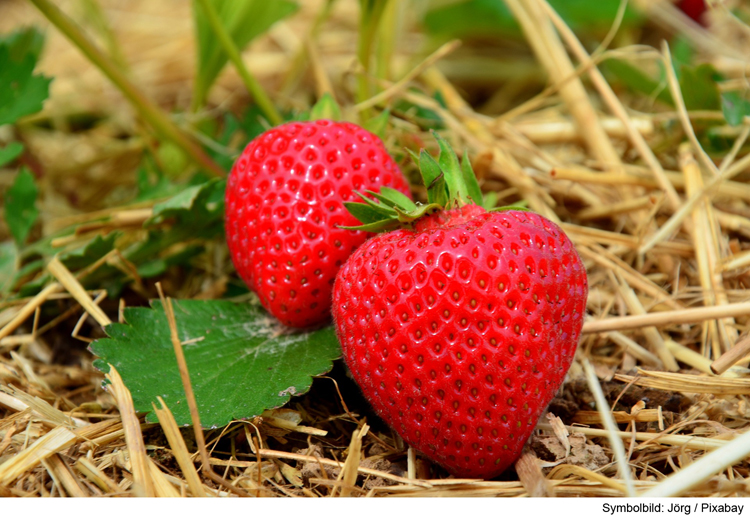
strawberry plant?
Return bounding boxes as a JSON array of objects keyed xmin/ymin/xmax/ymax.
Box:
[
  {"xmin": 0, "ymin": 27, "xmax": 51, "ymax": 127},
  {"xmin": 0, "ymin": 27, "xmax": 48, "ymax": 297},
  {"xmin": 4, "ymin": 0, "xmax": 750, "ymax": 499},
  {"xmin": 332, "ymin": 134, "xmax": 588, "ymax": 478}
]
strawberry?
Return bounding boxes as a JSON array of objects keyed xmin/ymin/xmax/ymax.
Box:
[
  {"xmin": 225, "ymin": 119, "xmax": 412, "ymax": 328},
  {"xmin": 676, "ymin": 0, "xmax": 707, "ymax": 26},
  {"xmin": 332, "ymin": 134, "xmax": 587, "ymax": 479}
]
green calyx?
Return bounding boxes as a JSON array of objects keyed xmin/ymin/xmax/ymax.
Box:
[{"xmin": 343, "ymin": 131, "xmax": 487, "ymax": 233}]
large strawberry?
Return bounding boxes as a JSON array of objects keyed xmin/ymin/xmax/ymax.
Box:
[
  {"xmin": 225, "ymin": 119, "xmax": 412, "ymax": 328},
  {"xmin": 332, "ymin": 134, "xmax": 587, "ymax": 479}
]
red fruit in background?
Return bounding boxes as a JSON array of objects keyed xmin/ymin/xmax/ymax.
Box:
[
  {"xmin": 677, "ymin": 0, "xmax": 707, "ymax": 26},
  {"xmin": 331, "ymin": 136, "xmax": 588, "ymax": 479},
  {"xmin": 225, "ymin": 120, "xmax": 412, "ymax": 328}
]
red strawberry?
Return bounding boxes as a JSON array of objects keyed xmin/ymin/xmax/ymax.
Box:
[
  {"xmin": 677, "ymin": 0, "xmax": 707, "ymax": 26},
  {"xmin": 332, "ymin": 135, "xmax": 587, "ymax": 479},
  {"xmin": 225, "ymin": 119, "xmax": 412, "ymax": 328}
]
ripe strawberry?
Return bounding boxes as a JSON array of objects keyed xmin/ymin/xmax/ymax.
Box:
[
  {"xmin": 332, "ymin": 134, "xmax": 587, "ymax": 479},
  {"xmin": 225, "ymin": 119, "xmax": 412, "ymax": 328},
  {"xmin": 677, "ymin": 0, "xmax": 707, "ymax": 26}
]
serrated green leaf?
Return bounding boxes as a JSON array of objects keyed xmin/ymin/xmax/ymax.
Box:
[
  {"xmin": 147, "ymin": 179, "xmax": 225, "ymax": 230},
  {"xmin": 5, "ymin": 167, "xmax": 38, "ymax": 246},
  {"xmin": 460, "ymin": 150, "xmax": 484, "ymax": 208},
  {"xmin": 135, "ymin": 171, "xmax": 182, "ymax": 203},
  {"xmin": 0, "ymin": 142, "xmax": 23, "ymax": 167},
  {"xmin": 90, "ymin": 299, "xmax": 341, "ymax": 427},
  {"xmin": 137, "ymin": 245, "xmax": 205, "ymax": 279},
  {"xmin": 670, "ymin": 36, "xmax": 694, "ymax": 76},
  {"xmin": 136, "ymin": 258, "xmax": 167, "ymax": 279},
  {"xmin": 11, "ymin": 231, "xmax": 123, "ymax": 298},
  {"xmin": 60, "ymin": 232, "xmax": 120, "ymax": 272},
  {"xmin": 309, "ymin": 93, "xmax": 342, "ymax": 121},
  {"xmin": 0, "ymin": 27, "xmax": 45, "ymax": 61},
  {"xmin": 14, "ymin": 259, "xmax": 48, "ymax": 297},
  {"xmin": 722, "ymin": 91, "xmax": 750, "ymax": 127},
  {"xmin": 192, "ymin": 0, "xmax": 298, "ymax": 108},
  {"xmin": 0, "ymin": 29, "xmax": 51, "ymax": 126},
  {"xmin": 123, "ymin": 181, "xmax": 225, "ymax": 281},
  {"xmin": 50, "ymin": 180, "xmax": 222, "ymax": 288},
  {"xmin": 680, "ymin": 64, "xmax": 721, "ymax": 112}
]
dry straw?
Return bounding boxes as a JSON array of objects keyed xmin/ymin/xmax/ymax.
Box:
[{"xmin": 2, "ymin": 0, "xmax": 750, "ymax": 498}]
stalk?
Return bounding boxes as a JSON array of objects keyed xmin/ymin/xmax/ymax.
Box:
[
  {"xmin": 375, "ymin": 0, "xmax": 399, "ymax": 82},
  {"xmin": 28, "ymin": 0, "xmax": 224, "ymax": 179},
  {"xmin": 194, "ymin": 0, "xmax": 283, "ymax": 126},
  {"xmin": 356, "ymin": 0, "xmax": 390, "ymax": 120}
]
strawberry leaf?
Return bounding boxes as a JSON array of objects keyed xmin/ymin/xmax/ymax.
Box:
[
  {"xmin": 145, "ymin": 179, "xmax": 225, "ymax": 230},
  {"xmin": 5, "ymin": 167, "xmax": 39, "ymax": 247},
  {"xmin": 679, "ymin": 64, "xmax": 721, "ymax": 111},
  {"xmin": 722, "ymin": 91, "xmax": 750, "ymax": 127},
  {"xmin": 90, "ymin": 299, "xmax": 341, "ymax": 427},
  {"xmin": 0, "ymin": 142, "xmax": 24, "ymax": 168},
  {"xmin": 0, "ymin": 28, "xmax": 51, "ymax": 126},
  {"xmin": 60, "ymin": 232, "xmax": 121, "ymax": 272},
  {"xmin": 125, "ymin": 180, "xmax": 225, "ymax": 268}
]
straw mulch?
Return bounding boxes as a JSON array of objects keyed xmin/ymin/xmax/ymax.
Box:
[{"xmin": 2, "ymin": 0, "xmax": 750, "ymax": 497}]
